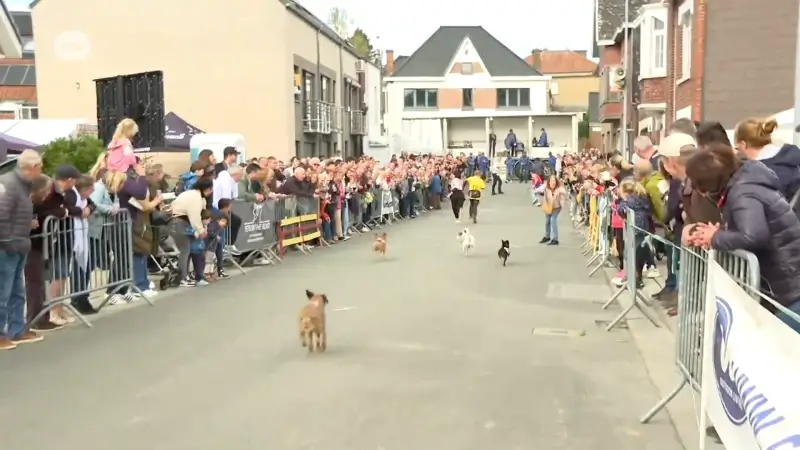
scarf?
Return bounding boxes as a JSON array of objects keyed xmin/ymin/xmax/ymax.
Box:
[{"xmin": 72, "ymin": 187, "xmax": 90, "ymax": 270}]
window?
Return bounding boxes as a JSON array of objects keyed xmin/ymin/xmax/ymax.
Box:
[
  {"xmin": 461, "ymin": 63, "xmax": 473, "ymax": 75},
  {"xmin": 681, "ymin": 11, "xmax": 692, "ymax": 79},
  {"xmin": 496, "ymin": 88, "xmax": 530, "ymax": 108},
  {"xmin": 462, "ymin": 89, "xmax": 473, "ymax": 108},
  {"xmin": 652, "ymin": 18, "xmax": 666, "ymax": 71},
  {"xmin": 16, "ymin": 106, "xmax": 37, "ymax": 120},
  {"xmin": 403, "ymin": 89, "xmax": 437, "ymax": 108},
  {"xmin": 303, "ymin": 71, "xmax": 314, "ymax": 100},
  {"xmin": 321, "ymin": 76, "xmax": 330, "ymax": 102}
]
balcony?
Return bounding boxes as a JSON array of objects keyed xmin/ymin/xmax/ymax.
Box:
[
  {"xmin": 350, "ymin": 110, "xmax": 366, "ymax": 135},
  {"xmin": 303, "ymin": 100, "xmax": 335, "ymax": 134}
]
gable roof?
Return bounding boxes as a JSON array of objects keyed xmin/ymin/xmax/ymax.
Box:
[
  {"xmin": 596, "ymin": 0, "xmax": 649, "ymax": 42},
  {"xmin": 391, "ymin": 26, "xmax": 541, "ymax": 77},
  {"xmin": 525, "ymin": 50, "xmax": 597, "ymax": 74}
]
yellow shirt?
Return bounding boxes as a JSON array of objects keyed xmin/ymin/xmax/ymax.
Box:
[{"xmin": 466, "ymin": 176, "xmax": 485, "ymax": 200}]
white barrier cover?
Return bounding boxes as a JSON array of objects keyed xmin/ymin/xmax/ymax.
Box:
[{"xmin": 702, "ymin": 260, "xmax": 800, "ymax": 449}]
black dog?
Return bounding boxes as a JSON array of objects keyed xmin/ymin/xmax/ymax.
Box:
[{"xmin": 497, "ymin": 240, "xmax": 510, "ymax": 266}]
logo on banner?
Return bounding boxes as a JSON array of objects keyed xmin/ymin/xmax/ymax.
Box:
[
  {"xmin": 243, "ymin": 203, "xmax": 272, "ymax": 233},
  {"xmin": 712, "ymin": 296, "xmax": 800, "ymax": 447},
  {"xmin": 713, "ymin": 297, "xmax": 747, "ymax": 425}
]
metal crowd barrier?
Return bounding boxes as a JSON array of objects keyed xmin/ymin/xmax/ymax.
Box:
[
  {"xmin": 572, "ymin": 191, "xmax": 763, "ymax": 426},
  {"xmin": 29, "ymin": 210, "xmax": 150, "ymax": 329}
]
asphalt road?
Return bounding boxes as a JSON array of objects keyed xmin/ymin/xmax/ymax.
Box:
[{"xmin": 0, "ymin": 184, "xmax": 684, "ymax": 450}]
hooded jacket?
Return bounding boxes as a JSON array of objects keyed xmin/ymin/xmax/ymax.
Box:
[
  {"xmin": 617, "ymin": 193, "xmax": 651, "ymax": 237},
  {"xmin": 755, "ymin": 143, "xmax": 800, "ymax": 202},
  {"xmin": 710, "ymin": 160, "xmax": 800, "ymax": 308}
]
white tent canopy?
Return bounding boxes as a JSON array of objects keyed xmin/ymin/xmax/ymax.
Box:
[{"xmin": 0, "ymin": 119, "xmax": 93, "ymax": 145}]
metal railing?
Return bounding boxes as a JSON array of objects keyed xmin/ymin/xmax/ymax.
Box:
[
  {"xmin": 350, "ymin": 110, "xmax": 366, "ymax": 135},
  {"xmin": 302, "ymin": 99, "xmax": 335, "ymax": 134}
]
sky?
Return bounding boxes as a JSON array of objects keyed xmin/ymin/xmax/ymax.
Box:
[
  {"xmin": 300, "ymin": 0, "xmax": 596, "ymax": 58},
  {"xmin": 5, "ymin": 0, "xmax": 596, "ymax": 60}
]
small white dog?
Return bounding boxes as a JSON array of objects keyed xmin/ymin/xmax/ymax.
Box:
[{"xmin": 457, "ymin": 228, "xmax": 476, "ymax": 255}]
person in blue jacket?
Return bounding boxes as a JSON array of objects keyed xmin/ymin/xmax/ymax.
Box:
[
  {"xmin": 477, "ymin": 152, "xmax": 490, "ymax": 179},
  {"xmin": 518, "ymin": 153, "xmax": 531, "ymax": 183},
  {"xmin": 538, "ymin": 128, "xmax": 549, "ymax": 147},
  {"xmin": 504, "ymin": 129, "xmax": 517, "ymax": 152},
  {"xmin": 505, "ymin": 156, "xmax": 515, "ymax": 182},
  {"xmin": 428, "ymin": 170, "xmax": 443, "ymax": 210}
]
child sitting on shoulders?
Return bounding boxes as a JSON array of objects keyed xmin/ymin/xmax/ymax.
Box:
[{"xmin": 106, "ymin": 118, "xmax": 139, "ymax": 176}]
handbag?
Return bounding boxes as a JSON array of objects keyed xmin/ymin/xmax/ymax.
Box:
[
  {"xmin": 542, "ymin": 200, "xmax": 554, "ymax": 214},
  {"xmin": 150, "ymin": 210, "xmax": 171, "ymax": 227},
  {"xmin": 468, "ymin": 190, "xmax": 481, "ymax": 199}
]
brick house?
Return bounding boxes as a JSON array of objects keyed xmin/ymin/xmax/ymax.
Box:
[
  {"xmin": 629, "ymin": 3, "xmax": 668, "ymax": 144},
  {"xmin": 0, "ymin": 9, "xmax": 36, "ymax": 119},
  {"xmin": 524, "ymin": 50, "xmax": 599, "ymax": 112}
]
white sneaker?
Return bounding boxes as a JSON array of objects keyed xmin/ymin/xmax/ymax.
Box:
[
  {"xmin": 645, "ymin": 266, "xmax": 660, "ymax": 278},
  {"xmin": 360, "ymin": 226, "xmax": 370, "ymax": 232},
  {"xmin": 196, "ymin": 280, "xmax": 210, "ymax": 287},
  {"xmin": 254, "ymin": 258, "xmax": 272, "ymax": 266},
  {"xmin": 342, "ymin": 235, "xmax": 351, "ymax": 241},
  {"xmin": 455, "ymin": 219, "xmax": 461, "ymax": 223},
  {"xmin": 149, "ymin": 281, "xmax": 156, "ymax": 290},
  {"xmin": 125, "ymin": 293, "xmax": 142, "ymax": 302},
  {"xmin": 141, "ymin": 289, "xmax": 159, "ymax": 299},
  {"xmin": 106, "ymin": 294, "xmax": 126, "ymax": 305}
]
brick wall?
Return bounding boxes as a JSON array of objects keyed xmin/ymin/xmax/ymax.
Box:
[
  {"xmin": 667, "ymin": 0, "xmax": 705, "ymax": 125},
  {"xmin": 640, "ymin": 78, "xmax": 667, "ymax": 104},
  {"xmin": 438, "ymin": 89, "xmax": 462, "ymax": 109},
  {"xmin": 599, "ymin": 44, "xmax": 622, "ymax": 121},
  {"xmin": 474, "ymin": 88, "xmax": 496, "ymax": 108}
]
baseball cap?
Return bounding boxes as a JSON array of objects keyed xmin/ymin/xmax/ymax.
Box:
[
  {"xmin": 53, "ymin": 164, "xmax": 81, "ymax": 180},
  {"xmin": 223, "ymin": 146, "xmax": 239, "ymax": 157},
  {"xmin": 659, "ymin": 133, "xmax": 697, "ymax": 157}
]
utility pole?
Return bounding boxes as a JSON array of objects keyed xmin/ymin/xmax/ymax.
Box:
[
  {"xmin": 794, "ymin": 0, "xmax": 800, "ymax": 145},
  {"xmin": 621, "ymin": 0, "xmax": 631, "ymax": 158}
]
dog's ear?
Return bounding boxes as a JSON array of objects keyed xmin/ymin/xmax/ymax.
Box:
[
  {"xmin": 305, "ymin": 289, "xmax": 315, "ymax": 299},
  {"xmin": 322, "ymin": 294, "xmax": 329, "ymax": 304},
  {"xmin": 381, "ymin": 232, "xmax": 387, "ymax": 239}
]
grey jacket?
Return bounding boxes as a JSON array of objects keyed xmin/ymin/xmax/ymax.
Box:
[
  {"xmin": 711, "ymin": 161, "xmax": 800, "ymax": 307},
  {"xmin": 0, "ymin": 170, "xmax": 33, "ymax": 253}
]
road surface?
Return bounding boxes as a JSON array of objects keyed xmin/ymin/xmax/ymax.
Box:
[{"xmin": 0, "ymin": 184, "xmax": 684, "ymax": 450}]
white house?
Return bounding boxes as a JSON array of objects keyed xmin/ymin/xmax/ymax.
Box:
[{"xmin": 383, "ymin": 26, "xmax": 580, "ymax": 156}]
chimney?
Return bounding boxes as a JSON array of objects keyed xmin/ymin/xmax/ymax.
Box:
[
  {"xmin": 530, "ymin": 49, "xmax": 542, "ymax": 70},
  {"xmin": 386, "ymin": 50, "xmax": 395, "ymax": 75}
]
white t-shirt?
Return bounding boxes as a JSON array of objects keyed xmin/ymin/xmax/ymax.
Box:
[{"xmin": 450, "ymin": 178, "xmax": 464, "ymax": 191}]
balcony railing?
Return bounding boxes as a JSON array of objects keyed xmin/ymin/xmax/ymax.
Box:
[
  {"xmin": 350, "ymin": 110, "xmax": 366, "ymax": 135},
  {"xmin": 303, "ymin": 100, "xmax": 335, "ymax": 134}
]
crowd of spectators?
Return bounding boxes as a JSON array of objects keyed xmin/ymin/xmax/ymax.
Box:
[
  {"xmin": 561, "ymin": 117, "xmax": 800, "ymax": 330},
  {"xmin": 0, "ymin": 115, "xmax": 513, "ymax": 350}
]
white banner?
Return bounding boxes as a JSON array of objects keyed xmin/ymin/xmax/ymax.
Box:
[
  {"xmin": 701, "ymin": 260, "xmax": 800, "ymax": 449},
  {"xmin": 381, "ymin": 190, "xmax": 395, "ymax": 215}
]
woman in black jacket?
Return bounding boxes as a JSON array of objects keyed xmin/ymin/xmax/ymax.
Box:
[{"xmin": 687, "ymin": 144, "xmax": 800, "ymax": 332}]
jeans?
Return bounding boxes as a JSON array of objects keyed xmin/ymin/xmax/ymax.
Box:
[
  {"xmin": 491, "ymin": 174, "xmax": 503, "ymax": 194},
  {"xmin": 402, "ymin": 195, "xmax": 416, "ymax": 217},
  {"xmin": 665, "ymin": 246, "xmax": 679, "ymax": 290},
  {"xmin": 0, "ymin": 251, "xmax": 27, "ymax": 339},
  {"xmin": 215, "ymin": 241, "xmax": 224, "ymax": 273},
  {"xmin": 341, "ymin": 205, "xmax": 350, "ymax": 234},
  {"xmin": 776, "ymin": 300, "xmax": 800, "ymax": 334},
  {"xmin": 133, "ymin": 254, "xmax": 149, "ymax": 291},
  {"xmin": 321, "ymin": 219, "xmax": 333, "ymax": 241},
  {"xmin": 544, "ymin": 209, "xmax": 561, "ymax": 240},
  {"xmin": 168, "ymin": 219, "xmax": 192, "ymax": 281}
]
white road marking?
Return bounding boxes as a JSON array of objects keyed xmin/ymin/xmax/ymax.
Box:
[{"xmin": 332, "ymin": 306, "xmax": 358, "ymax": 312}]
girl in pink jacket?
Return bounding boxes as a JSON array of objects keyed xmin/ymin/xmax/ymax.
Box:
[{"xmin": 106, "ymin": 118, "xmax": 139, "ymax": 173}]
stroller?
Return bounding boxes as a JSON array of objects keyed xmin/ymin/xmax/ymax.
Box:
[{"xmin": 149, "ymin": 231, "xmax": 183, "ymax": 290}]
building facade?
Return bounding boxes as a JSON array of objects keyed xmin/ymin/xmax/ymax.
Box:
[
  {"xmin": 525, "ymin": 50, "xmax": 599, "ymax": 112},
  {"xmin": 383, "ymin": 26, "xmax": 579, "ymax": 156},
  {"xmin": 0, "ymin": 9, "xmax": 36, "ymax": 119},
  {"xmin": 29, "ymin": 0, "xmax": 377, "ymax": 162}
]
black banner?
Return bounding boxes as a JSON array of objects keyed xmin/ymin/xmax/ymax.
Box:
[{"xmin": 230, "ymin": 200, "xmax": 276, "ymax": 252}]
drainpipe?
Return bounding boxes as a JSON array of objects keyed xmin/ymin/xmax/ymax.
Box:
[
  {"xmin": 339, "ymin": 42, "xmax": 345, "ymax": 156},
  {"xmin": 621, "ymin": 0, "xmax": 631, "ymax": 158},
  {"xmin": 316, "ymin": 28, "xmax": 322, "ymax": 155},
  {"xmin": 794, "ymin": 0, "xmax": 800, "ymax": 145}
]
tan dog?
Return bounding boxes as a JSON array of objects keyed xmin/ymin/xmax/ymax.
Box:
[
  {"xmin": 299, "ymin": 289, "xmax": 328, "ymax": 353},
  {"xmin": 372, "ymin": 232, "xmax": 387, "ymax": 257}
]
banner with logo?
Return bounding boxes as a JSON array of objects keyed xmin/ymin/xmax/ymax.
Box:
[
  {"xmin": 701, "ymin": 260, "xmax": 800, "ymax": 449},
  {"xmin": 230, "ymin": 200, "xmax": 276, "ymax": 252}
]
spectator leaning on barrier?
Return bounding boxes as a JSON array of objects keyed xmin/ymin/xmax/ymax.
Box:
[
  {"xmin": 89, "ymin": 170, "xmax": 127, "ymax": 304},
  {"xmin": 668, "ymin": 118, "xmax": 698, "ymax": 138},
  {"xmin": 697, "ymin": 121, "xmax": 732, "ymax": 148},
  {"xmin": 25, "ymin": 174, "xmax": 58, "ymax": 330},
  {"xmin": 0, "ymin": 150, "xmax": 44, "ymax": 349},
  {"xmin": 734, "ymin": 117, "xmax": 800, "ymax": 206},
  {"xmin": 686, "ymin": 144, "xmax": 800, "ymax": 332},
  {"xmin": 129, "ymin": 166, "xmax": 163, "ymax": 298},
  {"xmin": 616, "ymin": 179, "xmax": 653, "ymax": 290},
  {"xmin": 67, "ymin": 175, "xmax": 100, "ymax": 315},
  {"xmin": 169, "ymin": 176, "xmax": 213, "ymax": 287},
  {"xmin": 654, "ymin": 133, "xmax": 698, "ymax": 306},
  {"xmin": 238, "ymin": 164, "xmax": 263, "ymax": 202},
  {"xmin": 213, "ymin": 164, "xmax": 241, "ymax": 208}
]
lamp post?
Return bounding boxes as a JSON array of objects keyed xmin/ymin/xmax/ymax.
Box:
[{"xmin": 621, "ymin": 0, "xmax": 631, "ymax": 158}]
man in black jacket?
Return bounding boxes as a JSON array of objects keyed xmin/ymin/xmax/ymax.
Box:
[{"xmin": 214, "ymin": 147, "xmax": 240, "ymax": 174}]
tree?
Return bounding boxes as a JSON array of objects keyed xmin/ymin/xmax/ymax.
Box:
[
  {"xmin": 578, "ymin": 112, "xmax": 590, "ymax": 140},
  {"xmin": 349, "ymin": 28, "xmax": 372, "ymax": 57},
  {"xmin": 327, "ymin": 7, "xmax": 351, "ymax": 39},
  {"xmin": 41, "ymin": 135, "xmax": 105, "ymax": 175}
]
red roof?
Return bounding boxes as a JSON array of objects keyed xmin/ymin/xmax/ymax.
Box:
[{"xmin": 525, "ymin": 51, "xmax": 597, "ymax": 74}]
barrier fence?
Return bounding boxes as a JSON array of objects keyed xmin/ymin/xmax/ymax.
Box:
[
  {"xmin": 570, "ymin": 187, "xmax": 800, "ymax": 449},
  {"xmin": 27, "ymin": 188, "xmax": 436, "ymax": 329}
]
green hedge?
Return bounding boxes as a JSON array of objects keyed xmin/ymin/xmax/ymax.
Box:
[{"xmin": 41, "ymin": 135, "xmax": 105, "ymax": 175}]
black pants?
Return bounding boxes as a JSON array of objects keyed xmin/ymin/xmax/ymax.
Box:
[
  {"xmin": 451, "ymin": 191, "xmax": 465, "ymax": 219},
  {"xmin": 469, "ymin": 199, "xmax": 479, "ymax": 219},
  {"xmin": 190, "ymin": 252, "xmax": 205, "ymax": 280},
  {"xmin": 491, "ymin": 174, "xmax": 503, "ymax": 194},
  {"xmin": 634, "ymin": 237, "xmax": 650, "ymax": 281},
  {"xmin": 228, "ymin": 212, "xmax": 242, "ymax": 244},
  {"xmin": 614, "ymin": 228, "xmax": 625, "ymax": 269},
  {"xmin": 489, "ymin": 139, "xmax": 496, "ymax": 158}
]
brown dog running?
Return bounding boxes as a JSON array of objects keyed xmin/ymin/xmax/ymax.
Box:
[
  {"xmin": 299, "ymin": 289, "xmax": 328, "ymax": 353},
  {"xmin": 372, "ymin": 232, "xmax": 387, "ymax": 257}
]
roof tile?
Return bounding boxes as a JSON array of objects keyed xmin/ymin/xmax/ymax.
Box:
[{"xmin": 525, "ymin": 51, "xmax": 597, "ymax": 74}]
